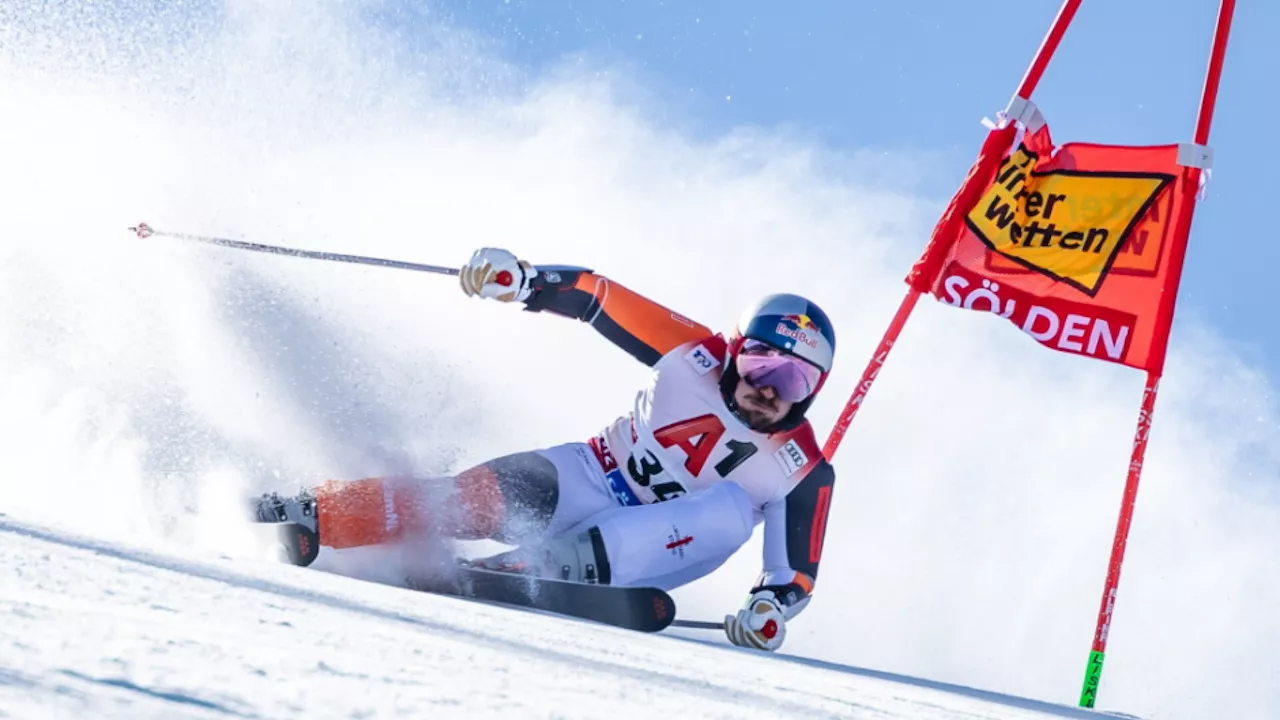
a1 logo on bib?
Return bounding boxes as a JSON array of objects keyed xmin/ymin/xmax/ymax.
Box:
[
  {"xmin": 773, "ymin": 440, "xmax": 808, "ymax": 477},
  {"xmin": 684, "ymin": 344, "xmax": 717, "ymax": 375}
]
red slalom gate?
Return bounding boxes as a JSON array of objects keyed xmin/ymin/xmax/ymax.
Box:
[{"xmin": 818, "ymin": 0, "xmax": 1237, "ymax": 709}]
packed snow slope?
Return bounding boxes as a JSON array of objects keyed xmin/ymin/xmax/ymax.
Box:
[
  {"xmin": 0, "ymin": 512, "xmax": 1136, "ymax": 720},
  {"xmin": 1, "ymin": 2, "xmax": 1278, "ymax": 719}
]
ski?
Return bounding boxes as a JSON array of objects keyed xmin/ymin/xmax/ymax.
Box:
[
  {"xmin": 249, "ymin": 521, "xmax": 676, "ymax": 633},
  {"xmin": 409, "ymin": 565, "xmax": 677, "ymax": 633}
]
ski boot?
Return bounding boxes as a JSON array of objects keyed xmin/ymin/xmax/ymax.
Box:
[
  {"xmin": 463, "ymin": 527, "xmax": 611, "ymax": 585},
  {"xmin": 251, "ymin": 489, "xmax": 321, "ymax": 567}
]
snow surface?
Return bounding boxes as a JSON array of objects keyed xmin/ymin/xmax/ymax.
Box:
[{"xmin": 0, "ymin": 512, "xmax": 1136, "ymax": 720}]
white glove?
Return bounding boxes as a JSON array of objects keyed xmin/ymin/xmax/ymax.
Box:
[
  {"xmin": 723, "ymin": 589, "xmax": 787, "ymax": 652},
  {"xmin": 459, "ymin": 247, "xmax": 535, "ymax": 302}
]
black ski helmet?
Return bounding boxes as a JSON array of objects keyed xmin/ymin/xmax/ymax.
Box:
[{"xmin": 720, "ymin": 293, "xmax": 836, "ymax": 432}]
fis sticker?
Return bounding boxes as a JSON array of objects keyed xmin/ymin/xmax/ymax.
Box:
[
  {"xmin": 773, "ymin": 440, "xmax": 808, "ymax": 477},
  {"xmin": 665, "ymin": 525, "xmax": 693, "ymax": 559},
  {"xmin": 684, "ymin": 344, "xmax": 717, "ymax": 376}
]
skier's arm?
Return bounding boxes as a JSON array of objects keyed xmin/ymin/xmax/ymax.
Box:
[
  {"xmin": 521, "ymin": 265, "xmax": 712, "ymax": 366},
  {"xmin": 723, "ymin": 460, "xmax": 835, "ymax": 651},
  {"xmin": 754, "ymin": 459, "xmax": 837, "ymax": 617}
]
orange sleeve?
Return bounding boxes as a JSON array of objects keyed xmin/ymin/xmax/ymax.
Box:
[{"xmin": 522, "ymin": 266, "xmax": 712, "ymax": 365}]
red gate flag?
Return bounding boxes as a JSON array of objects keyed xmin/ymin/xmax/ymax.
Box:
[
  {"xmin": 818, "ymin": 0, "xmax": 1233, "ymax": 709},
  {"xmin": 906, "ymin": 121, "xmax": 1195, "ymax": 374}
]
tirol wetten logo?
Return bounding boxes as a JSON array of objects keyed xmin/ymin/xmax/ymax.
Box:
[{"xmin": 967, "ymin": 144, "xmax": 1174, "ymax": 296}]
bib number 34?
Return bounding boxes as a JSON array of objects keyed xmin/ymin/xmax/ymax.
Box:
[{"xmin": 626, "ymin": 414, "xmax": 758, "ymax": 502}]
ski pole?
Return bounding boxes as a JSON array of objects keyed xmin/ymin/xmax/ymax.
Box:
[
  {"xmin": 670, "ymin": 619, "xmax": 725, "ymax": 631},
  {"xmin": 127, "ymin": 222, "xmax": 461, "ymax": 277}
]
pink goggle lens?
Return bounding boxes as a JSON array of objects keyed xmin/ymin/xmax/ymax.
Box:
[{"xmin": 736, "ymin": 340, "xmax": 823, "ymax": 402}]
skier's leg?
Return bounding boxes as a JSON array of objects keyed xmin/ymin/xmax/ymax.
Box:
[
  {"xmin": 460, "ymin": 442, "xmax": 628, "ymax": 582},
  {"xmin": 553, "ymin": 480, "xmax": 759, "ymax": 590},
  {"xmin": 259, "ymin": 441, "xmax": 617, "ymax": 554}
]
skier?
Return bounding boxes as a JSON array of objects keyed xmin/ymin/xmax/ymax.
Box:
[{"xmin": 254, "ymin": 247, "xmax": 838, "ymax": 652}]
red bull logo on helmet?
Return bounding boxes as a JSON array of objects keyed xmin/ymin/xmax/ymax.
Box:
[
  {"xmin": 777, "ymin": 314, "xmax": 820, "ymax": 348},
  {"xmin": 782, "ymin": 313, "xmax": 817, "ymax": 330}
]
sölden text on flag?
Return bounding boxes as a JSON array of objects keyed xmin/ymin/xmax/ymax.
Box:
[{"xmin": 907, "ymin": 121, "xmax": 1194, "ymax": 373}]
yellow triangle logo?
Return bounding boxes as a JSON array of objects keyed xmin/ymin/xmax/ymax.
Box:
[{"xmin": 966, "ymin": 145, "xmax": 1174, "ymax": 296}]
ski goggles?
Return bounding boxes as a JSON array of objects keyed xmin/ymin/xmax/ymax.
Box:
[{"xmin": 736, "ymin": 339, "xmax": 823, "ymax": 403}]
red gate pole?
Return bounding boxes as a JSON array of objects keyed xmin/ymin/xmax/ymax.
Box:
[
  {"xmin": 1077, "ymin": 0, "xmax": 1236, "ymax": 708},
  {"xmin": 822, "ymin": 0, "xmax": 1083, "ymax": 460}
]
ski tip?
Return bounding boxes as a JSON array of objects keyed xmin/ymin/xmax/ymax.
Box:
[
  {"xmin": 649, "ymin": 592, "xmax": 677, "ymax": 632},
  {"xmin": 246, "ymin": 521, "xmax": 321, "ymax": 567},
  {"xmin": 280, "ymin": 523, "xmax": 320, "ymax": 567}
]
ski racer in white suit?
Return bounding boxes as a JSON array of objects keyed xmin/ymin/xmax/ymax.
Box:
[{"xmin": 255, "ymin": 248, "xmax": 839, "ymax": 652}]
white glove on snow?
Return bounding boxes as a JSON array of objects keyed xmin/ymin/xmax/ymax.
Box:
[
  {"xmin": 459, "ymin": 247, "xmax": 535, "ymax": 302},
  {"xmin": 723, "ymin": 589, "xmax": 787, "ymax": 652}
]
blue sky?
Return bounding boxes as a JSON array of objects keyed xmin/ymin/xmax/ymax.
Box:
[{"xmin": 423, "ymin": 0, "xmax": 1277, "ymax": 382}]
